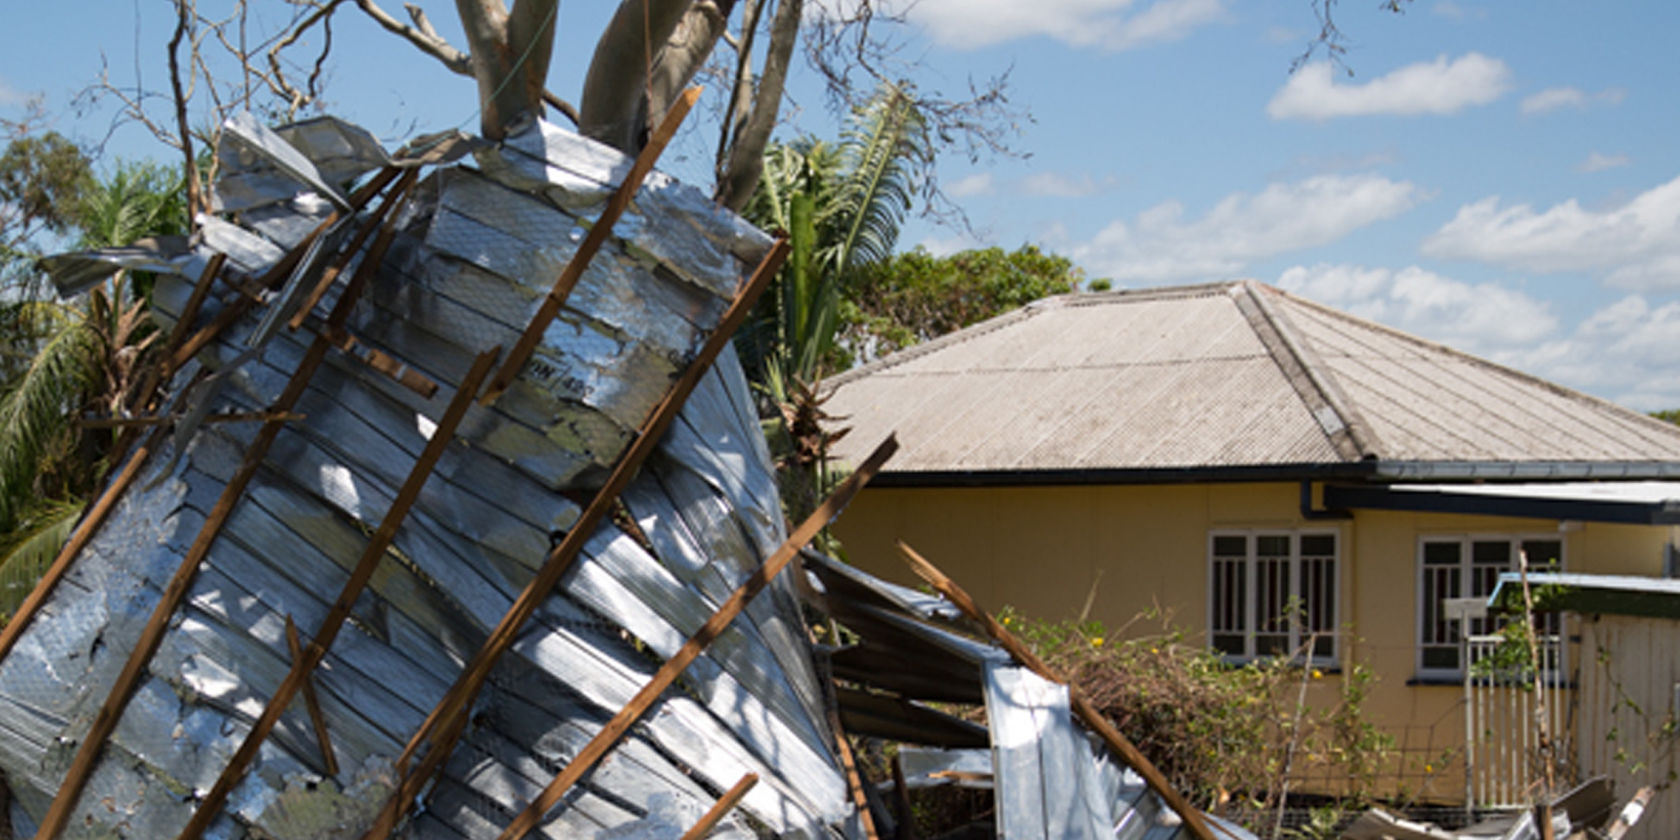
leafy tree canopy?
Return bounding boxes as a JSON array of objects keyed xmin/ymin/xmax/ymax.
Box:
[
  {"xmin": 839, "ymin": 244, "xmax": 1107, "ymax": 366},
  {"xmin": 1653, "ymin": 409, "xmax": 1680, "ymax": 426}
]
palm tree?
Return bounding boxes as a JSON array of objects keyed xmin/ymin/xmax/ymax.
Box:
[
  {"xmin": 0, "ymin": 159, "xmax": 185, "ymax": 622},
  {"xmin": 739, "ymin": 82, "xmax": 929, "ymax": 522}
]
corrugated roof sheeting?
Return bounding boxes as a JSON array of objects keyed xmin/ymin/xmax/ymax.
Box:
[
  {"xmin": 1279, "ymin": 295, "xmax": 1680, "ymax": 463},
  {"xmin": 827, "ymin": 280, "xmax": 1680, "ymax": 478}
]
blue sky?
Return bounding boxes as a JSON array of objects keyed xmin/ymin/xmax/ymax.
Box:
[{"xmin": 5, "ymin": 1, "xmax": 1679, "ymax": 411}]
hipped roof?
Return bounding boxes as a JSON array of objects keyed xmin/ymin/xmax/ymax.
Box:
[{"xmin": 825, "ymin": 281, "xmax": 1680, "ymax": 485}]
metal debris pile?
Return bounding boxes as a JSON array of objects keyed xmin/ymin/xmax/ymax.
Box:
[{"xmin": 0, "ymin": 108, "xmax": 1248, "ymax": 840}]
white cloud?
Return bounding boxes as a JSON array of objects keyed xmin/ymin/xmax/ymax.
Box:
[
  {"xmin": 1422, "ymin": 174, "xmax": 1680, "ymax": 289},
  {"xmin": 947, "ymin": 172, "xmax": 994, "ymax": 198},
  {"xmin": 1267, "ymin": 53, "xmax": 1511, "ymax": 120},
  {"xmin": 0, "ymin": 78, "xmax": 24, "ymax": 107},
  {"xmin": 1512, "ymin": 295, "xmax": 1680, "ymax": 411},
  {"xmin": 1520, "ymin": 86, "xmax": 1627, "ymax": 115},
  {"xmin": 1520, "ymin": 87, "xmax": 1585, "ymax": 114},
  {"xmin": 1578, "ymin": 152, "xmax": 1629, "ymax": 173},
  {"xmin": 908, "ymin": 0, "xmax": 1227, "ymax": 51},
  {"xmin": 1020, "ymin": 172, "xmax": 1102, "ymax": 198},
  {"xmin": 916, "ymin": 234, "xmax": 977, "ymax": 257},
  {"xmin": 1073, "ymin": 174, "xmax": 1422, "ymax": 282},
  {"xmin": 1276, "ymin": 264, "xmax": 1556, "ymax": 352}
]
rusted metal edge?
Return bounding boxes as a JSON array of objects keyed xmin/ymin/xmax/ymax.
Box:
[
  {"xmin": 361, "ymin": 235, "xmax": 789, "ymax": 840},
  {"xmin": 494, "ymin": 435, "xmax": 899, "ymax": 840},
  {"xmin": 174, "ymin": 345, "xmax": 501, "ymax": 840},
  {"xmin": 320, "ymin": 324, "xmax": 440, "ymax": 399},
  {"xmin": 37, "ymin": 176, "xmax": 422, "ymax": 840},
  {"xmin": 895, "ymin": 542, "xmax": 1223, "ymax": 840},
  {"xmin": 677, "ymin": 773, "xmax": 759, "ymax": 840},
  {"xmin": 478, "ymin": 86, "xmax": 704, "ymax": 405},
  {"xmin": 285, "ymin": 615, "xmax": 340, "ymax": 778},
  {"xmin": 79, "ymin": 410, "xmax": 305, "ymax": 430}
]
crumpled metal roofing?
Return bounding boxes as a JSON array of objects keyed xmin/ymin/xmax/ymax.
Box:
[
  {"xmin": 825, "ymin": 281, "xmax": 1680, "ymax": 480},
  {"xmin": 2, "ymin": 112, "xmax": 848, "ymax": 839}
]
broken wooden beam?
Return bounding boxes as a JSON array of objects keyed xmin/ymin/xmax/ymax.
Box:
[
  {"xmin": 896, "ymin": 541, "xmax": 1220, "ymax": 840},
  {"xmin": 478, "ymin": 86, "xmax": 702, "ymax": 405},
  {"xmin": 493, "ymin": 435, "xmax": 898, "ymax": 840},
  {"xmin": 361, "ymin": 235, "xmax": 789, "ymax": 839},
  {"xmin": 36, "ymin": 173, "xmax": 422, "ymax": 840},
  {"xmin": 174, "ymin": 345, "xmax": 500, "ymax": 840},
  {"xmin": 678, "ymin": 774, "xmax": 759, "ymax": 840},
  {"xmin": 285, "ymin": 615, "xmax": 339, "ymax": 778}
]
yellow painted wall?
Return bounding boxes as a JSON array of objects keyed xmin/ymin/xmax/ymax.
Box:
[{"xmin": 832, "ymin": 481, "xmax": 1675, "ymax": 802}]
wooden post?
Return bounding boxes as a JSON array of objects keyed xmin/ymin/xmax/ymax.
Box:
[
  {"xmin": 478, "ymin": 86, "xmax": 702, "ymax": 405},
  {"xmin": 895, "ymin": 542, "xmax": 1220, "ymax": 840},
  {"xmin": 492, "ymin": 436, "xmax": 897, "ymax": 840},
  {"xmin": 359, "ymin": 236, "xmax": 789, "ymax": 839},
  {"xmin": 828, "ymin": 703, "xmax": 882, "ymax": 840},
  {"xmin": 677, "ymin": 774, "xmax": 758, "ymax": 840}
]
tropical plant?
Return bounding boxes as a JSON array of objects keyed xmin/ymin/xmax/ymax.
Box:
[
  {"xmin": 738, "ymin": 82, "xmax": 929, "ymax": 520},
  {"xmin": 0, "ymin": 156, "xmax": 186, "ymax": 624}
]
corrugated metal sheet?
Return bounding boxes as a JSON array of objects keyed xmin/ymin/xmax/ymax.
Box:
[
  {"xmin": 4, "ymin": 114, "xmax": 853, "ymax": 839},
  {"xmin": 826, "ymin": 281, "xmax": 1680, "ymax": 477}
]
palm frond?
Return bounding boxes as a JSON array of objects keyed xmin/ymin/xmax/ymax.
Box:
[
  {"xmin": 829, "ymin": 83, "xmax": 929, "ymax": 277},
  {"xmin": 0, "ymin": 499, "xmax": 82, "ymax": 625},
  {"xmin": 0, "ymin": 311, "xmax": 98, "ymax": 531}
]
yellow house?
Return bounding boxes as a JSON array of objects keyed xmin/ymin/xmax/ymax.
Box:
[{"xmin": 823, "ymin": 281, "xmax": 1680, "ymax": 805}]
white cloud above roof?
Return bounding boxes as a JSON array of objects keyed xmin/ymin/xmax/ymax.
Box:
[
  {"xmin": 1421, "ymin": 173, "xmax": 1680, "ymax": 288},
  {"xmin": 1267, "ymin": 53, "xmax": 1511, "ymax": 120},
  {"xmin": 1277, "ymin": 263, "xmax": 1556, "ymax": 351},
  {"xmin": 1073, "ymin": 174, "xmax": 1422, "ymax": 282},
  {"xmin": 906, "ymin": 0, "xmax": 1227, "ymax": 51},
  {"xmin": 947, "ymin": 172, "xmax": 994, "ymax": 198}
]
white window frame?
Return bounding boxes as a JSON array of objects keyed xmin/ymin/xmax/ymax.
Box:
[
  {"xmin": 1415, "ymin": 533, "xmax": 1565, "ymax": 681},
  {"xmin": 1207, "ymin": 529, "xmax": 1339, "ymax": 665}
]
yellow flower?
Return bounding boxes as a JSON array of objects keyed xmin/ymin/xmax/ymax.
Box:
[
  {"xmin": 1425, "ymin": 763, "xmax": 1435, "ymax": 774},
  {"xmin": 1149, "ymin": 647, "xmax": 1159, "ymax": 655},
  {"xmin": 1001, "ymin": 616, "xmax": 1012, "ymax": 626},
  {"xmin": 1311, "ymin": 669, "xmax": 1323, "ymax": 680},
  {"xmin": 1090, "ymin": 637, "xmax": 1105, "ymax": 648}
]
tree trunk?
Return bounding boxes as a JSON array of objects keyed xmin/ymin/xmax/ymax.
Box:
[
  {"xmin": 714, "ymin": 0, "xmax": 801, "ymax": 211},
  {"xmin": 455, "ymin": 0, "xmax": 557, "ymax": 139},
  {"xmin": 577, "ymin": 0, "xmax": 693, "ymax": 153}
]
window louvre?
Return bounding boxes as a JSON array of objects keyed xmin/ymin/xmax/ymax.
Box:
[
  {"xmin": 1416, "ymin": 535, "xmax": 1564, "ymax": 679},
  {"xmin": 1208, "ymin": 531, "xmax": 1338, "ymax": 664}
]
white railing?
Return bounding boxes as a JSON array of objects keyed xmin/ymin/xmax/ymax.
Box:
[{"xmin": 1462, "ymin": 632, "xmax": 1570, "ymax": 810}]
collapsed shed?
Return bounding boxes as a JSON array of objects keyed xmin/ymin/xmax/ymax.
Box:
[{"xmin": 0, "ymin": 109, "xmax": 1250, "ymax": 840}]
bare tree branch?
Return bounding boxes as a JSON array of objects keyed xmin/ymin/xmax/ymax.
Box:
[
  {"xmin": 168, "ymin": 1, "xmax": 202, "ymax": 217},
  {"xmin": 355, "ymin": 0, "xmax": 471, "ymax": 74},
  {"xmin": 348, "ymin": 0, "xmax": 577, "ymax": 126}
]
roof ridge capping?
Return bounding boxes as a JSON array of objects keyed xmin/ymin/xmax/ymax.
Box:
[
  {"xmin": 824, "ymin": 281, "xmax": 1248, "ymax": 388},
  {"xmin": 1269, "ymin": 282, "xmax": 1680, "ymax": 452},
  {"xmin": 1233, "ymin": 280, "xmax": 1383, "ymax": 462}
]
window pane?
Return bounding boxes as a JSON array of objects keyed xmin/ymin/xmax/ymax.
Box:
[
  {"xmin": 1213, "ymin": 535, "xmax": 1246, "ymax": 557},
  {"xmin": 1472, "ymin": 540, "xmax": 1509, "ymax": 567},
  {"xmin": 1301, "ymin": 534, "xmax": 1335, "ymax": 557},
  {"xmin": 1257, "ymin": 535, "xmax": 1289, "ymax": 557},
  {"xmin": 1522, "ymin": 540, "xmax": 1562, "ymax": 571},
  {"xmin": 1424, "ymin": 541, "xmax": 1460, "ymax": 565},
  {"xmin": 1213, "ymin": 634, "xmax": 1245, "ymax": 656},
  {"xmin": 1422, "ymin": 646, "xmax": 1459, "ymax": 671}
]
